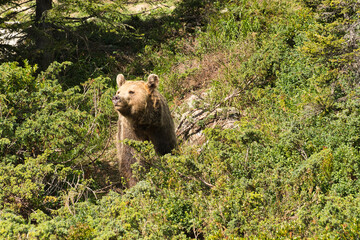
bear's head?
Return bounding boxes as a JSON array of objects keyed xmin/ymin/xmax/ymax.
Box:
[{"xmin": 112, "ymin": 74, "xmax": 159, "ymax": 120}]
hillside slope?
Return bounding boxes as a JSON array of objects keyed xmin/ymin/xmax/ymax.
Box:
[{"xmin": 1, "ymin": 0, "xmax": 360, "ymax": 239}]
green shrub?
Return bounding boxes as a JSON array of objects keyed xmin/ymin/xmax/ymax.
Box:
[
  {"xmin": 0, "ymin": 61, "xmax": 114, "ymax": 216},
  {"xmin": 1, "ymin": 0, "xmax": 359, "ymax": 239}
]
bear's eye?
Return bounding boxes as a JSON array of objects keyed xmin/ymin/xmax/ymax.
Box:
[{"xmin": 129, "ymin": 90, "xmax": 135, "ymax": 94}]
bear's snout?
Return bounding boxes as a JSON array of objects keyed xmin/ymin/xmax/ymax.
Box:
[{"xmin": 112, "ymin": 95, "xmax": 121, "ymax": 105}]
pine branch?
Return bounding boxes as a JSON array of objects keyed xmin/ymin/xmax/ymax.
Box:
[{"xmin": 0, "ymin": 0, "xmax": 33, "ymax": 16}]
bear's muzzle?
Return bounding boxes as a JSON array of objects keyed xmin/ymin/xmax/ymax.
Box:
[
  {"xmin": 113, "ymin": 95, "xmax": 131, "ymax": 115},
  {"xmin": 112, "ymin": 95, "xmax": 121, "ymax": 105}
]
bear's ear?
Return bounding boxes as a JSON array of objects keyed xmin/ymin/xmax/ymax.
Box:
[
  {"xmin": 147, "ymin": 74, "xmax": 159, "ymax": 91},
  {"xmin": 116, "ymin": 74, "xmax": 126, "ymax": 88}
]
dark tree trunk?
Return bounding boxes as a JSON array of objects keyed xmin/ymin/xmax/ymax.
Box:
[
  {"xmin": 35, "ymin": 0, "xmax": 52, "ymax": 25},
  {"xmin": 35, "ymin": 0, "xmax": 53, "ymax": 69}
]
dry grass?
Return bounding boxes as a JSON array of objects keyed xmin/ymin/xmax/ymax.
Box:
[{"xmin": 162, "ymin": 34, "xmax": 257, "ymax": 103}]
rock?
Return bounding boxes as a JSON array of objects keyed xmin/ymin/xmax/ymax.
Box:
[{"xmin": 175, "ymin": 93, "xmax": 240, "ymax": 145}]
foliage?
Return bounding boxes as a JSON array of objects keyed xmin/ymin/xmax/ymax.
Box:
[
  {"xmin": 0, "ymin": 61, "xmax": 114, "ymax": 217},
  {"xmin": 0, "ymin": 0, "xmax": 195, "ymax": 86},
  {"xmin": 1, "ymin": 0, "xmax": 360, "ymax": 239}
]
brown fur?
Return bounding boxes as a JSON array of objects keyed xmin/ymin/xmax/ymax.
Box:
[{"xmin": 112, "ymin": 74, "xmax": 177, "ymax": 187}]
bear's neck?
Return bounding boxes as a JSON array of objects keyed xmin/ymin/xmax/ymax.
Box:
[
  {"xmin": 126, "ymin": 112, "xmax": 159, "ymax": 130},
  {"xmin": 136, "ymin": 98, "xmax": 161, "ymax": 127}
]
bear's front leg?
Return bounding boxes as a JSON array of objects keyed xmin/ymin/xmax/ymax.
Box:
[{"xmin": 117, "ymin": 117, "xmax": 139, "ymax": 188}]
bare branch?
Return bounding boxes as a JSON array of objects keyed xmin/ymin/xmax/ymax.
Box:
[
  {"xmin": 174, "ymin": 169, "xmax": 215, "ymax": 188},
  {"xmin": 176, "ymin": 76, "xmax": 258, "ymax": 138}
]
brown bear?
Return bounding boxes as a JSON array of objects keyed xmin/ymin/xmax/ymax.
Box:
[{"xmin": 112, "ymin": 73, "xmax": 177, "ymax": 187}]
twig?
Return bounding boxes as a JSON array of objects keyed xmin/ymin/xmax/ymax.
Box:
[
  {"xmin": 94, "ymin": 182, "xmax": 121, "ymax": 194},
  {"xmin": 297, "ymin": 147, "xmax": 308, "ymax": 160},
  {"xmin": 86, "ymin": 115, "xmax": 114, "ymax": 165},
  {"xmin": 174, "ymin": 169, "xmax": 215, "ymax": 188},
  {"xmin": 63, "ymin": 16, "xmax": 94, "ymax": 22}
]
